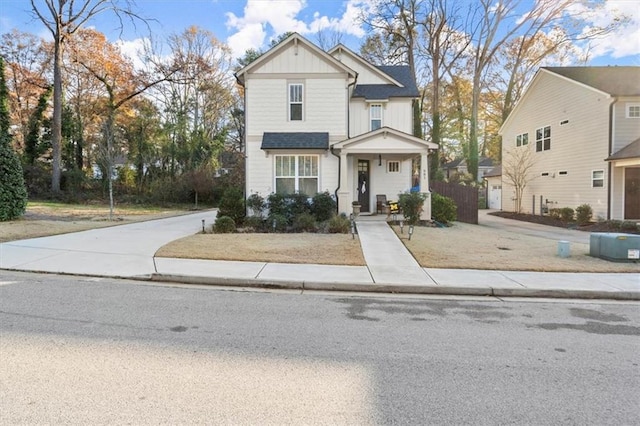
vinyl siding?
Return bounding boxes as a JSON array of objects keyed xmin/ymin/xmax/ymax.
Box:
[
  {"xmin": 245, "ymin": 77, "xmax": 347, "ymax": 136},
  {"xmin": 501, "ymin": 71, "xmax": 612, "ymax": 219},
  {"xmin": 331, "ymin": 53, "xmax": 390, "ymax": 85},
  {"xmin": 349, "ymin": 98, "xmax": 413, "ymax": 136},
  {"xmin": 612, "ymin": 97, "xmax": 640, "ymax": 154}
]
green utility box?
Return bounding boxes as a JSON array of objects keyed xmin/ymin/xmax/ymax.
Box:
[{"xmin": 589, "ymin": 233, "xmax": 640, "ymax": 262}]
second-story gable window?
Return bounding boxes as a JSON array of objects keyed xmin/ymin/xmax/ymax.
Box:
[
  {"xmin": 370, "ymin": 104, "xmax": 382, "ymax": 131},
  {"xmin": 536, "ymin": 126, "xmax": 551, "ymax": 152},
  {"xmin": 289, "ymin": 83, "xmax": 303, "ymax": 121}
]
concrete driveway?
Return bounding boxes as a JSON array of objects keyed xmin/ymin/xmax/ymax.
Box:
[{"xmin": 479, "ymin": 210, "xmax": 590, "ymax": 244}]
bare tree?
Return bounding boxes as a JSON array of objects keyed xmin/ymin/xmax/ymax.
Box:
[
  {"xmin": 502, "ymin": 147, "xmax": 535, "ymax": 213},
  {"xmin": 29, "ymin": 0, "xmax": 146, "ymax": 193},
  {"xmin": 315, "ymin": 28, "xmax": 344, "ymax": 51}
]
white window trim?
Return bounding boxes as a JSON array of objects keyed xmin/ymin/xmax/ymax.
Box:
[
  {"xmin": 626, "ymin": 103, "xmax": 640, "ymax": 118},
  {"xmin": 370, "ymin": 103, "xmax": 383, "ymax": 131},
  {"xmin": 387, "ymin": 160, "xmax": 400, "ymax": 173},
  {"xmin": 515, "ymin": 132, "xmax": 528, "ymax": 147},
  {"xmin": 288, "ymin": 82, "xmax": 304, "ymax": 121},
  {"xmin": 592, "ymin": 169, "xmax": 605, "ymax": 188},
  {"xmin": 274, "ymin": 154, "xmax": 319, "ymax": 194}
]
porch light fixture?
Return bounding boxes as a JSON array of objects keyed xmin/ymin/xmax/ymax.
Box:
[{"xmin": 408, "ymin": 225, "xmax": 414, "ymax": 240}]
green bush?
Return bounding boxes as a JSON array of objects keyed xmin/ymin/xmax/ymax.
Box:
[
  {"xmin": 292, "ymin": 212, "xmax": 317, "ymax": 232},
  {"xmin": 287, "ymin": 192, "xmax": 311, "ymax": 218},
  {"xmin": 621, "ymin": 221, "xmax": 639, "ymax": 232},
  {"xmin": 218, "ymin": 187, "xmax": 245, "ymax": 223},
  {"xmin": 267, "ymin": 213, "xmax": 288, "ymax": 232},
  {"xmin": 246, "ymin": 193, "xmax": 266, "ymax": 217},
  {"xmin": 243, "ymin": 215, "xmax": 265, "ymax": 232},
  {"xmin": 267, "ymin": 192, "xmax": 287, "ymax": 217},
  {"xmin": 311, "ymin": 191, "xmax": 336, "ymax": 222},
  {"xmin": 398, "ymin": 191, "xmax": 426, "ymax": 225},
  {"xmin": 559, "ymin": 207, "xmax": 574, "ymax": 223},
  {"xmin": 549, "ymin": 208, "xmax": 561, "ymax": 220},
  {"xmin": 431, "ymin": 193, "xmax": 457, "ymax": 224},
  {"xmin": 575, "ymin": 204, "xmax": 593, "ymax": 225},
  {"xmin": 327, "ymin": 214, "xmax": 350, "ymax": 233},
  {"xmin": 0, "ymin": 143, "xmax": 28, "ymax": 221},
  {"xmin": 213, "ymin": 215, "xmax": 236, "ymax": 233}
]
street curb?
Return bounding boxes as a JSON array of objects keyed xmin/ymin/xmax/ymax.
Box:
[{"xmin": 149, "ymin": 274, "xmax": 640, "ymax": 301}]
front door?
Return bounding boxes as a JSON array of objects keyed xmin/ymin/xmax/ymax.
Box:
[
  {"xmin": 624, "ymin": 167, "xmax": 640, "ymax": 219},
  {"xmin": 358, "ymin": 160, "xmax": 370, "ymax": 212}
]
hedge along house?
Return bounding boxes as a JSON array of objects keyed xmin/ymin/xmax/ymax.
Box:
[
  {"xmin": 234, "ymin": 33, "xmax": 437, "ymax": 218},
  {"xmin": 499, "ymin": 67, "xmax": 640, "ymax": 221}
]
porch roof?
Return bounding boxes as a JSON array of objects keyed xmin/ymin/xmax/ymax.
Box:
[
  {"xmin": 261, "ymin": 132, "xmax": 329, "ymax": 150},
  {"xmin": 606, "ymin": 138, "xmax": 640, "ymax": 161},
  {"xmin": 331, "ymin": 127, "xmax": 438, "ymax": 154}
]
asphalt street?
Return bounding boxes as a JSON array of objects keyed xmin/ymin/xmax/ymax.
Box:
[{"xmin": 1, "ymin": 271, "xmax": 639, "ymax": 425}]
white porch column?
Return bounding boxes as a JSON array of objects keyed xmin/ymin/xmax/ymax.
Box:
[
  {"xmin": 420, "ymin": 152, "xmax": 431, "ymax": 221},
  {"xmin": 337, "ymin": 152, "xmax": 350, "ymax": 214}
]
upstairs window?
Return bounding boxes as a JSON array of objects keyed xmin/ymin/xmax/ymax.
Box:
[
  {"xmin": 627, "ymin": 103, "xmax": 640, "ymax": 118},
  {"xmin": 289, "ymin": 83, "xmax": 303, "ymax": 121},
  {"xmin": 536, "ymin": 126, "xmax": 551, "ymax": 152},
  {"xmin": 516, "ymin": 132, "xmax": 528, "ymax": 147},
  {"xmin": 592, "ymin": 170, "xmax": 604, "ymax": 188},
  {"xmin": 370, "ymin": 104, "xmax": 382, "ymax": 131}
]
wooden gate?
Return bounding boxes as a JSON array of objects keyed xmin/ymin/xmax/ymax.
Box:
[{"xmin": 431, "ymin": 181, "xmax": 478, "ymax": 224}]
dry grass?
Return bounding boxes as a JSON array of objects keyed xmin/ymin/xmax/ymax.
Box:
[
  {"xmin": 0, "ymin": 202, "xmax": 189, "ymax": 243},
  {"xmin": 156, "ymin": 233, "xmax": 366, "ymax": 266},
  {"xmin": 394, "ymin": 222, "xmax": 640, "ymax": 273}
]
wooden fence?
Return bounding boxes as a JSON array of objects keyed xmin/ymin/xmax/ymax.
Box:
[{"xmin": 431, "ymin": 181, "xmax": 478, "ymax": 224}]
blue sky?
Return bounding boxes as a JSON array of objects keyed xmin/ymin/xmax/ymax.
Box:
[{"xmin": 1, "ymin": 0, "xmax": 639, "ymax": 65}]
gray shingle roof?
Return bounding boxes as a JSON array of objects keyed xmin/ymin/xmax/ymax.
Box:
[
  {"xmin": 352, "ymin": 65, "xmax": 420, "ymax": 100},
  {"xmin": 261, "ymin": 132, "xmax": 329, "ymax": 150},
  {"xmin": 607, "ymin": 138, "xmax": 640, "ymax": 160},
  {"xmin": 544, "ymin": 67, "xmax": 640, "ymax": 96}
]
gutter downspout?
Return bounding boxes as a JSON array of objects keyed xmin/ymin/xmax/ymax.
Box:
[
  {"xmin": 332, "ymin": 73, "xmax": 358, "ymax": 213},
  {"xmin": 608, "ymin": 97, "xmax": 617, "ymax": 220}
]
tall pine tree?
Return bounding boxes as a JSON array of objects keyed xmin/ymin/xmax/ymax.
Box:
[{"xmin": 0, "ymin": 56, "xmax": 28, "ymax": 221}]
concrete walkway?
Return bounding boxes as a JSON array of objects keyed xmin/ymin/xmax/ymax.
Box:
[{"xmin": 1, "ymin": 210, "xmax": 638, "ymax": 300}]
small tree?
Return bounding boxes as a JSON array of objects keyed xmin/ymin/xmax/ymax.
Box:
[
  {"xmin": 0, "ymin": 57, "xmax": 28, "ymax": 221},
  {"xmin": 502, "ymin": 148, "xmax": 535, "ymax": 213}
]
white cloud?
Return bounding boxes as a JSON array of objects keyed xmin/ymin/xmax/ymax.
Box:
[
  {"xmin": 114, "ymin": 38, "xmax": 149, "ymax": 70},
  {"xmin": 225, "ymin": 0, "xmax": 371, "ymax": 58}
]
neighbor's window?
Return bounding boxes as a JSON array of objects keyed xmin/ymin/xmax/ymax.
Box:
[
  {"xmin": 536, "ymin": 126, "xmax": 551, "ymax": 151},
  {"xmin": 370, "ymin": 104, "xmax": 382, "ymax": 131},
  {"xmin": 592, "ymin": 170, "xmax": 604, "ymax": 188},
  {"xmin": 289, "ymin": 83, "xmax": 303, "ymax": 121},
  {"xmin": 627, "ymin": 103, "xmax": 640, "ymax": 118},
  {"xmin": 516, "ymin": 132, "xmax": 528, "ymax": 147},
  {"xmin": 275, "ymin": 155, "xmax": 318, "ymax": 195},
  {"xmin": 388, "ymin": 161, "xmax": 400, "ymax": 173}
]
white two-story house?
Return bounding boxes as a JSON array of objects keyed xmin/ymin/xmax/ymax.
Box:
[
  {"xmin": 499, "ymin": 66, "xmax": 640, "ymax": 220},
  {"xmin": 234, "ymin": 33, "xmax": 437, "ymax": 217}
]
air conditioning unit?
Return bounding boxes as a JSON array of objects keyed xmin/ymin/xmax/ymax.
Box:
[{"xmin": 590, "ymin": 233, "xmax": 640, "ymax": 262}]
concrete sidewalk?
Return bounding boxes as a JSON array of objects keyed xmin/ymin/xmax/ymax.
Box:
[{"xmin": 1, "ymin": 211, "xmax": 638, "ymax": 300}]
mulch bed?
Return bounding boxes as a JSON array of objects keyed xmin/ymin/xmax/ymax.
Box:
[{"xmin": 489, "ymin": 211, "xmax": 640, "ymax": 235}]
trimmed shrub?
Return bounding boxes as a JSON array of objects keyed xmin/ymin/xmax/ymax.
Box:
[
  {"xmin": 243, "ymin": 215, "xmax": 265, "ymax": 232},
  {"xmin": 621, "ymin": 221, "xmax": 639, "ymax": 232},
  {"xmin": 559, "ymin": 207, "xmax": 574, "ymax": 223},
  {"xmin": 431, "ymin": 193, "xmax": 457, "ymax": 224},
  {"xmin": 292, "ymin": 212, "xmax": 317, "ymax": 232},
  {"xmin": 218, "ymin": 187, "xmax": 245, "ymax": 223},
  {"xmin": 0, "ymin": 139, "xmax": 28, "ymax": 221},
  {"xmin": 311, "ymin": 191, "xmax": 336, "ymax": 222},
  {"xmin": 267, "ymin": 213, "xmax": 288, "ymax": 232},
  {"xmin": 398, "ymin": 191, "xmax": 426, "ymax": 225},
  {"xmin": 267, "ymin": 192, "xmax": 287, "ymax": 217},
  {"xmin": 246, "ymin": 193, "xmax": 266, "ymax": 217},
  {"xmin": 549, "ymin": 208, "xmax": 561, "ymax": 220},
  {"xmin": 327, "ymin": 214, "xmax": 350, "ymax": 233},
  {"xmin": 575, "ymin": 204, "xmax": 593, "ymax": 225},
  {"xmin": 287, "ymin": 192, "xmax": 311, "ymax": 218},
  {"xmin": 213, "ymin": 215, "xmax": 236, "ymax": 233}
]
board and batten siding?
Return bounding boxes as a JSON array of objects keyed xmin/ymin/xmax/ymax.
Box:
[
  {"xmin": 330, "ymin": 52, "xmax": 390, "ymax": 85},
  {"xmin": 501, "ymin": 70, "xmax": 612, "ymax": 219},
  {"xmin": 245, "ymin": 77, "xmax": 347, "ymax": 136},
  {"xmin": 349, "ymin": 99, "xmax": 413, "ymax": 136},
  {"xmin": 253, "ymin": 42, "xmax": 342, "ymax": 75}
]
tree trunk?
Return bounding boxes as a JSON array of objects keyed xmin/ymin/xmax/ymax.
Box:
[{"xmin": 51, "ymin": 33, "xmax": 63, "ymax": 192}]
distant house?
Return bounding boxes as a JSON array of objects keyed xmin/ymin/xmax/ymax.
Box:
[
  {"xmin": 234, "ymin": 33, "xmax": 437, "ymax": 217},
  {"xmin": 499, "ymin": 66, "xmax": 640, "ymax": 220},
  {"xmin": 442, "ymin": 157, "xmax": 495, "ymax": 182}
]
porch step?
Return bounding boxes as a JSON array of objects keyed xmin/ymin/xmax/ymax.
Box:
[{"xmin": 355, "ymin": 221, "xmax": 435, "ymax": 285}]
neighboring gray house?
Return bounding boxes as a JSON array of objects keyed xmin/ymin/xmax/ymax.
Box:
[
  {"xmin": 234, "ymin": 33, "xmax": 437, "ymax": 217},
  {"xmin": 499, "ymin": 66, "xmax": 640, "ymax": 220},
  {"xmin": 443, "ymin": 157, "xmax": 495, "ymax": 182}
]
